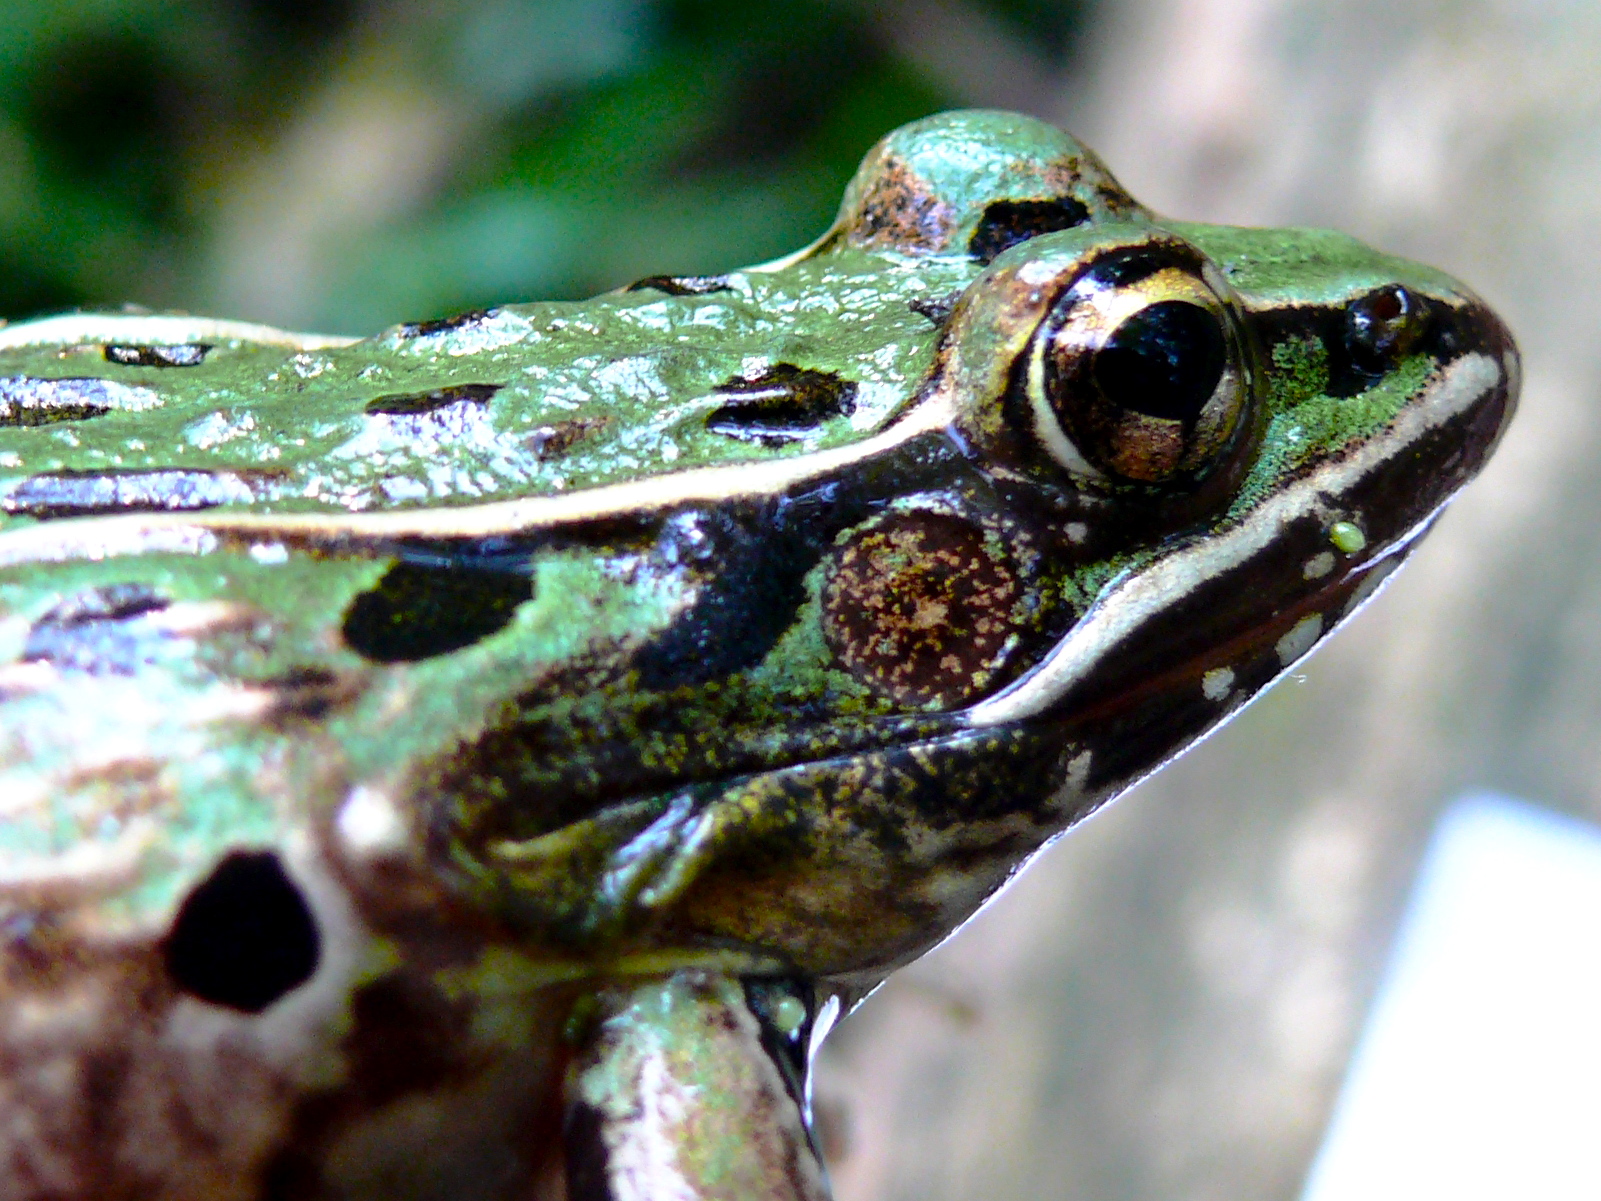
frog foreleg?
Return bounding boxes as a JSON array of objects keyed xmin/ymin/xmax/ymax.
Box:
[{"xmin": 564, "ymin": 970, "xmax": 830, "ymax": 1201}]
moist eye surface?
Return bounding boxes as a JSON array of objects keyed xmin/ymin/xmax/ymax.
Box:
[{"xmin": 1093, "ymin": 301, "xmax": 1227, "ymax": 422}]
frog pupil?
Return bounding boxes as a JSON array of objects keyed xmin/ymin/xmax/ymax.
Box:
[{"xmin": 1092, "ymin": 301, "xmax": 1225, "ymax": 423}]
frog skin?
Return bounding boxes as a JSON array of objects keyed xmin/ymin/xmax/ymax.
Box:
[{"xmin": 0, "ymin": 110, "xmax": 1515, "ymax": 1200}]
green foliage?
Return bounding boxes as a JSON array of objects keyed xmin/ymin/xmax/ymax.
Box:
[{"xmin": 0, "ymin": 0, "xmax": 1092, "ymax": 333}]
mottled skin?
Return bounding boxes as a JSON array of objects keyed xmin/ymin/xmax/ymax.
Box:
[{"xmin": 0, "ymin": 111, "xmax": 1516, "ymax": 1198}]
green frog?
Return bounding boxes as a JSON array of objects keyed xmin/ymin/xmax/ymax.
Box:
[{"xmin": 0, "ymin": 110, "xmax": 1516, "ymax": 1200}]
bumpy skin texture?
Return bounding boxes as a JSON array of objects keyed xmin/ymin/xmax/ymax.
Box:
[{"xmin": 0, "ymin": 110, "xmax": 1517, "ymax": 1198}]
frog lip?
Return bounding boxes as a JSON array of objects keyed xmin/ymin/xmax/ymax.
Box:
[{"xmin": 965, "ymin": 334, "xmax": 1518, "ymax": 731}]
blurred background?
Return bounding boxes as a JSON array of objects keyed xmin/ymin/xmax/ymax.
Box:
[{"xmin": 4, "ymin": 0, "xmax": 1598, "ymax": 1198}]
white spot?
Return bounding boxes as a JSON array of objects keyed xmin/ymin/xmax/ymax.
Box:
[
  {"xmin": 1303, "ymin": 551, "xmax": 1336, "ymax": 580},
  {"xmin": 1064, "ymin": 748, "xmax": 1093, "ymax": 793},
  {"xmin": 1064, "ymin": 522, "xmax": 1089, "ymax": 545},
  {"xmin": 337, "ymin": 786, "xmax": 409, "ymax": 858},
  {"xmin": 1276, "ymin": 614, "xmax": 1324, "ymax": 667},
  {"xmin": 1202, "ymin": 667, "xmax": 1236, "ymax": 701},
  {"xmin": 290, "ymin": 353, "xmax": 329, "ymax": 379},
  {"xmin": 248, "ymin": 542, "xmax": 289, "ymax": 565}
]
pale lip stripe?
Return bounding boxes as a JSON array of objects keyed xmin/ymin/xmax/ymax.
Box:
[{"xmin": 965, "ymin": 351, "xmax": 1506, "ymax": 728}]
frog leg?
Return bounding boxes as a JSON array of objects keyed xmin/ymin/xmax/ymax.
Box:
[{"xmin": 564, "ymin": 970, "xmax": 831, "ymax": 1201}]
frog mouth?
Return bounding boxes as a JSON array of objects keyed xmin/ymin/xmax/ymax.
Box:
[{"xmin": 965, "ymin": 344, "xmax": 1518, "ymax": 733}]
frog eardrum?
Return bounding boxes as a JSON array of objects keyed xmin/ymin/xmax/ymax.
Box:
[{"xmin": 0, "ymin": 110, "xmax": 1516, "ymax": 1199}]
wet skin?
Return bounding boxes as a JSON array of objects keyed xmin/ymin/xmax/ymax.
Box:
[{"xmin": 0, "ymin": 110, "xmax": 1516, "ymax": 1199}]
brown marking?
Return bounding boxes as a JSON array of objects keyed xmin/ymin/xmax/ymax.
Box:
[
  {"xmin": 843, "ymin": 154, "xmax": 957, "ymax": 255},
  {"xmin": 821, "ymin": 511, "xmax": 1023, "ymax": 708},
  {"xmin": 526, "ymin": 415, "xmax": 611, "ymax": 461}
]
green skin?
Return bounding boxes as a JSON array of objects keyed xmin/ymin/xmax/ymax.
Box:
[{"xmin": 0, "ymin": 110, "xmax": 1516, "ymax": 1199}]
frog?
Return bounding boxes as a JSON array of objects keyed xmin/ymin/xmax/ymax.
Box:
[{"xmin": 0, "ymin": 109, "xmax": 1516, "ymax": 1201}]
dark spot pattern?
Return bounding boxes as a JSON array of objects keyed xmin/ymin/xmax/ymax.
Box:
[
  {"xmin": 822, "ymin": 512, "xmax": 1023, "ymax": 708},
  {"xmin": 968, "ymin": 197, "xmax": 1091, "ymax": 263},
  {"xmin": 162, "ymin": 851, "xmax": 320, "ymax": 1014},
  {"xmin": 908, "ymin": 292, "xmax": 961, "ymax": 325},
  {"xmin": 526, "ymin": 415, "xmax": 610, "ymax": 460},
  {"xmin": 705, "ymin": 365, "xmax": 857, "ymax": 446},
  {"xmin": 23, "ymin": 583, "xmax": 172, "ymax": 675},
  {"xmin": 259, "ymin": 665, "xmax": 360, "ymax": 722},
  {"xmin": 635, "ymin": 506, "xmax": 841, "ymax": 691},
  {"xmin": 0, "ymin": 469, "xmax": 255, "ymax": 517},
  {"xmin": 398, "ymin": 308, "xmax": 497, "ymax": 338},
  {"xmin": 103, "ymin": 343, "xmax": 210, "ymax": 367},
  {"xmin": 0, "ymin": 376, "xmax": 156, "ymax": 426},
  {"xmin": 363, "ymin": 382, "xmax": 501, "ymax": 415},
  {"xmin": 341, "ymin": 560, "xmax": 531, "ymax": 662},
  {"xmin": 626, "ymin": 274, "xmax": 736, "ymax": 296},
  {"xmin": 845, "ymin": 155, "xmax": 957, "ymax": 253}
]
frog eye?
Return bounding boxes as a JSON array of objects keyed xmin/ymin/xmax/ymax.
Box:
[
  {"xmin": 1025, "ymin": 250, "xmax": 1251, "ymax": 484},
  {"xmin": 1347, "ymin": 284, "xmax": 1427, "ymax": 362}
]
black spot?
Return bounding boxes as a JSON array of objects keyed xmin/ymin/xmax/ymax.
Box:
[
  {"xmin": 363, "ymin": 382, "xmax": 501, "ymax": 416},
  {"xmin": 341, "ymin": 560, "xmax": 531, "ymax": 662},
  {"xmin": 398, "ymin": 308, "xmax": 497, "ymax": 338},
  {"xmin": 626, "ymin": 274, "xmax": 735, "ymax": 297},
  {"xmin": 634, "ymin": 506, "xmax": 831, "ymax": 690},
  {"xmin": 909, "ymin": 291, "xmax": 961, "ymax": 325},
  {"xmin": 705, "ymin": 364, "xmax": 857, "ymax": 446},
  {"xmin": 24, "ymin": 583, "xmax": 172, "ymax": 674},
  {"xmin": 1093, "ymin": 301, "xmax": 1226, "ymax": 423},
  {"xmin": 260, "ymin": 666, "xmax": 355, "ymax": 722},
  {"xmin": 1, "ymin": 469, "xmax": 255, "ymax": 518},
  {"xmin": 0, "ymin": 377, "xmax": 145, "ymax": 426},
  {"xmin": 968, "ymin": 197, "xmax": 1091, "ymax": 263},
  {"xmin": 104, "ymin": 343, "xmax": 210, "ymax": 368},
  {"xmin": 163, "ymin": 851, "xmax": 320, "ymax": 1014},
  {"xmin": 34, "ymin": 582, "xmax": 168, "ymax": 626}
]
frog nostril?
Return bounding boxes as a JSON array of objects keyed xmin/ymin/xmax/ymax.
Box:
[
  {"xmin": 1345, "ymin": 284, "xmax": 1428, "ymax": 363},
  {"xmin": 163, "ymin": 851, "xmax": 320, "ymax": 1014}
]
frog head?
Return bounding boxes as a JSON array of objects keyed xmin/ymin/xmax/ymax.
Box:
[{"xmin": 0, "ymin": 110, "xmax": 1515, "ymax": 1196}]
